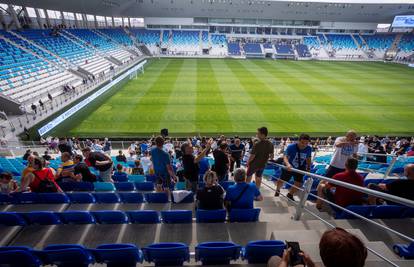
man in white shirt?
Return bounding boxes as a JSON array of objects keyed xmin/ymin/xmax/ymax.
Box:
[
  {"xmin": 326, "ymin": 130, "xmax": 359, "ymax": 178},
  {"xmin": 140, "ymin": 151, "xmax": 152, "ymax": 175}
]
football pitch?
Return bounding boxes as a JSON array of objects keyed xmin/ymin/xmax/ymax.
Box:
[{"xmin": 50, "ymin": 58, "xmax": 414, "ymax": 137}]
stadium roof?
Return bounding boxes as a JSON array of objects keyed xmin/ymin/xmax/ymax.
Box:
[{"xmin": 3, "ymin": 0, "xmax": 414, "ymax": 23}]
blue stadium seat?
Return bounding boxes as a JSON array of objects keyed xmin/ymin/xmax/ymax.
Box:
[
  {"xmin": 146, "ymin": 175, "xmax": 157, "ymax": 183},
  {"xmin": 175, "ymin": 182, "xmax": 186, "ymax": 190},
  {"xmin": 196, "ymin": 209, "xmax": 226, "ymax": 223},
  {"xmin": 57, "ymin": 182, "xmax": 76, "ymax": 191},
  {"xmin": 195, "ymin": 242, "xmax": 241, "ymax": 265},
  {"xmin": 39, "ymin": 193, "xmax": 70, "ymax": 204},
  {"xmin": 371, "ymin": 205, "xmax": 407, "ymax": 219},
  {"xmin": 126, "ymin": 210, "xmax": 160, "ymax": 224},
  {"xmin": 22, "ymin": 211, "xmax": 62, "ymax": 225},
  {"xmin": 112, "ymin": 172, "xmax": 128, "ymax": 182},
  {"xmin": 71, "ymin": 182, "xmax": 94, "ymax": 191},
  {"xmin": 93, "ymin": 192, "xmax": 121, "ymax": 203},
  {"xmin": 143, "ymin": 242, "xmax": 190, "ymax": 266},
  {"xmin": 335, "ymin": 205, "xmax": 373, "ymax": 219},
  {"xmin": 12, "ymin": 192, "xmax": 40, "ymax": 204},
  {"xmin": 402, "ymin": 208, "xmax": 414, "ymax": 218},
  {"xmin": 0, "ymin": 193, "xmax": 14, "ymax": 204},
  {"xmin": 228, "ymin": 208, "xmax": 260, "ymax": 222},
  {"xmin": 172, "ymin": 192, "xmax": 194, "ymax": 203},
  {"xmin": 135, "ymin": 182, "xmax": 155, "ymax": 191},
  {"xmin": 145, "ymin": 192, "xmax": 169, "ymax": 203},
  {"xmin": 161, "ymin": 210, "xmax": 192, "ymax": 224},
  {"xmin": 91, "ymin": 243, "xmax": 143, "ymax": 267},
  {"xmin": 393, "ymin": 242, "xmax": 414, "ymax": 259},
  {"xmin": 219, "ymin": 181, "xmax": 235, "ymax": 191},
  {"xmin": 92, "ymin": 210, "xmax": 129, "ymax": 224},
  {"xmin": 119, "ymin": 192, "xmax": 145, "ymax": 203},
  {"xmin": 0, "ymin": 247, "xmax": 41, "ymax": 267},
  {"xmin": 128, "ymin": 175, "xmax": 146, "ymax": 183},
  {"xmin": 94, "ymin": 182, "xmax": 116, "ymax": 191},
  {"xmin": 36, "ymin": 244, "xmax": 93, "ymax": 267},
  {"xmin": 59, "ymin": 211, "xmax": 96, "ymax": 224},
  {"xmin": 0, "ymin": 212, "xmax": 27, "ymax": 226},
  {"xmin": 242, "ymin": 240, "xmax": 286, "ymax": 263},
  {"xmin": 114, "ymin": 182, "xmax": 135, "ymax": 191},
  {"xmin": 67, "ymin": 192, "xmax": 96, "ymax": 203}
]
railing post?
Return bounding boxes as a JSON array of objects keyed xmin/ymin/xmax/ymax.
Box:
[
  {"xmin": 294, "ymin": 177, "xmax": 313, "ymax": 220},
  {"xmin": 383, "ymin": 155, "xmax": 398, "ymax": 179}
]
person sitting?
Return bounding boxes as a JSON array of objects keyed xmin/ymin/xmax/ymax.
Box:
[
  {"xmin": 73, "ymin": 155, "xmax": 97, "ymax": 182},
  {"xmin": 196, "ymin": 170, "xmax": 225, "ymax": 210},
  {"xmin": 316, "ymin": 158, "xmax": 364, "ymax": 210},
  {"xmin": 155, "ymin": 178, "xmax": 166, "ymax": 193},
  {"xmin": 268, "ymin": 228, "xmax": 367, "ymax": 267},
  {"xmin": 20, "ymin": 157, "xmax": 62, "ymax": 193},
  {"xmin": 56, "ymin": 152, "xmax": 76, "ymax": 182},
  {"xmin": 407, "ymin": 146, "xmax": 414, "ymax": 157},
  {"xmin": 131, "ymin": 159, "xmax": 144, "ymax": 175},
  {"xmin": 116, "ymin": 150, "xmax": 127, "ymax": 163},
  {"xmin": 0, "ymin": 172, "xmax": 18, "ymax": 194},
  {"xmin": 113, "ymin": 164, "xmax": 128, "ymax": 182},
  {"xmin": 82, "ymin": 147, "xmax": 113, "ymax": 182},
  {"xmin": 225, "ymin": 168, "xmax": 263, "ymax": 210},
  {"xmin": 140, "ymin": 151, "xmax": 152, "ymax": 175},
  {"xmin": 368, "ymin": 163, "xmax": 414, "ymax": 204}
]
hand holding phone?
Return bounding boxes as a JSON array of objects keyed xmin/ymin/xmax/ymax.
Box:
[{"xmin": 286, "ymin": 241, "xmax": 305, "ymax": 266}]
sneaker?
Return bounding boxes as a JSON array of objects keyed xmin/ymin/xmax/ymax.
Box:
[
  {"xmin": 286, "ymin": 193, "xmax": 295, "ymax": 201},
  {"xmin": 274, "ymin": 190, "xmax": 280, "ymax": 197}
]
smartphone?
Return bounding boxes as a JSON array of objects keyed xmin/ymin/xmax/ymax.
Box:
[{"xmin": 286, "ymin": 241, "xmax": 305, "ymax": 266}]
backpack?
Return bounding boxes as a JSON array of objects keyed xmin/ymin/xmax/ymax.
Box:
[{"xmin": 34, "ymin": 169, "xmax": 58, "ymax": 193}]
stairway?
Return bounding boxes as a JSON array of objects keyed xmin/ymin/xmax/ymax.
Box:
[
  {"xmin": 93, "ymin": 29, "xmax": 140, "ymax": 57},
  {"xmin": 385, "ymin": 33, "xmax": 403, "ymax": 60},
  {"xmin": 351, "ymin": 34, "xmax": 369, "ymax": 58}
]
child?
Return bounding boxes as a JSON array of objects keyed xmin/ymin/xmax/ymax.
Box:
[
  {"xmin": 0, "ymin": 172, "xmax": 18, "ymax": 194},
  {"xmin": 131, "ymin": 160, "xmax": 144, "ymax": 175},
  {"xmin": 113, "ymin": 164, "xmax": 128, "ymax": 182}
]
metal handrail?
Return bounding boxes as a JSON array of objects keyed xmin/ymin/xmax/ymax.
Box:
[{"xmin": 268, "ymin": 162, "xmax": 414, "ymax": 208}]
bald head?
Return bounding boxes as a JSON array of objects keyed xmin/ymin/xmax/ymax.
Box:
[{"xmin": 404, "ymin": 164, "xmax": 414, "ymax": 180}]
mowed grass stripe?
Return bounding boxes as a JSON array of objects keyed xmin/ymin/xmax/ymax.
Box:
[
  {"xmin": 245, "ymin": 60, "xmax": 341, "ymax": 133},
  {"xmin": 69, "ymin": 59, "xmax": 171, "ymax": 136},
  {"xmin": 195, "ymin": 59, "xmax": 234, "ymax": 133},
  {"xmin": 208, "ymin": 59, "xmax": 266, "ymax": 133},
  {"xmin": 223, "ymin": 59, "xmax": 311, "ymax": 132},
  {"xmin": 159, "ymin": 59, "xmax": 197, "ymax": 133}
]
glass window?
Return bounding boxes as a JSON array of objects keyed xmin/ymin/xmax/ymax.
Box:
[
  {"xmin": 63, "ymin": 12, "xmax": 75, "ymax": 20},
  {"xmin": 114, "ymin": 17, "xmax": 122, "ymax": 26},
  {"xmin": 26, "ymin": 7, "xmax": 37, "ymax": 17},
  {"xmin": 47, "ymin": 9, "xmax": 61, "ymax": 19},
  {"xmin": 86, "ymin": 14, "xmax": 94, "ymax": 21},
  {"xmin": 75, "ymin": 13, "xmax": 83, "ymax": 20}
]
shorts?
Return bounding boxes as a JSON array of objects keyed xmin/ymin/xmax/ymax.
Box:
[
  {"xmin": 325, "ymin": 165, "xmax": 345, "ymax": 178},
  {"xmin": 280, "ymin": 168, "xmax": 304, "ymax": 183},
  {"xmin": 247, "ymin": 167, "xmax": 264, "ymax": 178}
]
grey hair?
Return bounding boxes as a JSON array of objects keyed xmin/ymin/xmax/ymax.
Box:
[{"xmin": 234, "ymin": 168, "xmax": 246, "ymax": 183}]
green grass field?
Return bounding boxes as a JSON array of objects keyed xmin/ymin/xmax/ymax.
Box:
[{"xmin": 50, "ymin": 58, "xmax": 414, "ymax": 137}]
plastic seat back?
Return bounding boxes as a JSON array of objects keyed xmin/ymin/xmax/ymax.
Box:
[
  {"xmin": 92, "ymin": 210, "xmax": 129, "ymax": 224},
  {"xmin": 0, "ymin": 212, "xmax": 27, "ymax": 226},
  {"xmin": 59, "ymin": 211, "xmax": 96, "ymax": 224},
  {"xmin": 72, "ymin": 182, "xmax": 94, "ymax": 191},
  {"xmin": 135, "ymin": 182, "xmax": 155, "ymax": 191},
  {"xmin": 0, "ymin": 193, "xmax": 14, "ymax": 204},
  {"xmin": 66, "ymin": 192, "xmax": 96, "ymax": 203},
  {"xmin": 94, "ymin": 182, "xmax": 116, "ymax": 192},
  {"xmin": 195, "ymin": 242, "xmax": 241, "ymax": 265},
  {"xmin": 143, "ymin": 242, "xmax": 190, "ymax": 266},
  {"xmin": 22, "ymin": 211, "xmax": 62, "ymax": 225},
  {"xmin": 39, "ymin": 244, "xmax": 93, "ymax": 267},
  {"xmin": 128, "ymin": 175, "xmax": 146, "ymax": 183},
  {"xmin": 146, "ymin": 175, "xmax": 157, "ymax": 183},
  {"xmin": 127, "ymin": 210, "xmax": 160, "ymax": 224},
  {"xmin": 40, "ymin": 193, "xmax": 70, "ymax": 204},
  {"xmin": 336, "ymin": 205, "xmax": 373, "ymax": 219},
  {"xmin": 91, "ymin": 243, "xmax": 143, "ymax": 266},
  {"xmin": 12, "ymin": 192, "xmax": 40, "ymax": 204},
  {"xmin": 0, "ymin": 248, "xmax": 41, "ymax": 267},
  {"xmin": 114, "ymin": 182, "xmax": 135, "ymax": 191},
  {"xmin": 93, "ymin": 192, "xmax": 121, "ymax": 203},
  {"xmin": 228, "ymin": 208, "xmax": 260, "ymax": 222},
  {"xmin": 145, "ymin": 192, "xmax": 169, "ymax": 203},
  {"xmin": 196, "ymin": 209, "xmax": 226, "ymax": 223},
  {"xmin": 161, "ymin": 210, "xmax": 192, "ymax": 224},
  {"xmin": 372, "ymin": 205, "xmax": 407, "ymax": 219},
  {"xmin": 243, "ymin": 240, "xmax": 286, "ymax": 263},
  {"xmin": 119, "ymin": 192, "xmax": 145, "ymax": 203}
]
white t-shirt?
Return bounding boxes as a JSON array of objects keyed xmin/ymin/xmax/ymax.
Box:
[
  {"xmin": 330, "ymin": 137, "xmax": 358, "ymax": 169},
  {"xmin": 358, "ymin": 143, "xmax": 368, "ymax": 155},
  {"xmin": 140, "ymin": 156, "xmax": 152, "ymax": 174}
]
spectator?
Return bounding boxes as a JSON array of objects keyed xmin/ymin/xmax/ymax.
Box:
[
  {"xmin": 55, "ymin": 152, "xmax": 76, "ymax": 182},
  {"xmin": 128, "ymin": 142, "xmax": 137, "ymax": 157},
  {"xmin": 102, "ymin": 138, "xmax": 112, "ymax": 155},
  {"xmin": 268, "ymin": 228, "xmax": 367, "ymax": 267},
  {"xmin": 326, "ymin": 130, "xmax": 358, "ymax": 178},
  {"xmin": 181, "ymin": 138, "xmax": 213, "ymax": 192},
  {"xmin": 151, "ymin": 136, "xmax": 177, "ymax": 197},
  {"xmin": 131, "ymin": 160, "xmax": 144, "ymax": 175},
  {"xmin": 21, "ymin": 157, "xmax": 61, "ymax": 193},
  {"xmin": 58, "ymin": 138, "xmax": 73, "ymax": 156},
  {"xmin": 407, "ymin": 146, "xmax": 414, "ymax": 157},
  {"xmin": 91, "ymin": 139, "xmax": 103, "ymax": 152},
  {"xmin": 22, "ymin": 155, "xmax": 35, "ymax": 180},
  {"xmin": 155, "ymin": 178, "xmax": 166, "ymax": 193},
  {"xmin": 113, "ymin": 164, "xmax": 128, "ymax": 182},
  {"xmin": 22, "ymin": 149, "xmax": 32, "ymax": 161},
  {"xmin": 73, "ymin": 155, "xmax": 97, "ymax": 182},
  {"xmin": 140, "ymin": 151, "xmax": 152, "ymax": 175},
  {"xmin": 368, "ymin": 164, "xmax": 414, "ymax": 204},
  {"xmin": 374, "ymin": 145, "xmax": 387, "ymax": 163},
  {"xmin": 42, "ymin": 150, "xmax": 53, "ymax": 161},
  {"xmin": 115, "ymin": 150, "xmax": 127, "ymax": 163},
  {"xmin": 31, "ymin": 103, "xmax": 37, "ymax": 114},
  {"xmin": 0, "ymin": 172, "xmax": 18, "ymax": 194},
  {"xmin": 246, "ymin": 127, "xmax": 274, "ymax": 188},
  {"xmin": 275, "ymin": 134, "xmax": 312, "ymax": 201},
  {"xmin": 229, "ymin": 138, "xmax": 245, "ymax": 173},
  {"xmin": 213, "ymin": 142, "xmax": 229, "ymax": 182},
  {"xmin": 316, "ymin": 158, "xmax": 364, "ymax": 210},
  {"xmin": 196, "ymin": 170, "xmax": 224, "ymax": 210},
  {"xmin": 225, "ymin": 168, "xmax": 263, "ymax": 210},
  {"xmin": 82, "ymin": 147, "xmax": 113, "ymax": 182}
]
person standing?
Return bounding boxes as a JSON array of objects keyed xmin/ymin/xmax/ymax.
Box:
[
  {"xmin": 229, "ymin": 138, "xmax": 245, "ymax": 174},
  {"xmin": 326, "ymin": 130, "xmax": 358, "ymax": 178},
  {"xmin": 213, "ymin": 142, "xmax": 230, "ymax": 182},
  {"xmin": 275, "ymin": 134, "xmax": 312, "ymax": 201},
  {"xmin": 246, "ymin": 127, "xmax": 274, "ymax": 188},
  {"xmin": 82, "ymin": 147, "xmax": 113, "ymax": 182}
]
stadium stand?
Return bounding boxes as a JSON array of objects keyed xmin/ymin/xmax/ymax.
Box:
[
  {"xmin": 243, "ymin": 42, "xmax": 264, "ymax": 58},
  {"xmin": 168, "ymin": 30, "xmax": 201, "ymax": 55},
  {"xmin": 228, "ymin": 41, "xmax": 241, "ymax": 56}
]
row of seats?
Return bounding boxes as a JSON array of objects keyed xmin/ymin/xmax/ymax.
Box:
[
  {"xmin": 336, "ymin": 205, "xmax": 414, "ymax": 219},
  {"xmin": 0, "ymin": 240, "xmax": 285, "ymax": 267},
  {"xmin": 0, "ymin": 208, "xmax": 261, "ymax": 225}
]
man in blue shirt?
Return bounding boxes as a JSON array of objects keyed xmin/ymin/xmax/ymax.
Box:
[
  {"xmin": 275, "ymin": 134, "xmax": 312, "ymax": 201},
  {"xmin": 225, "ymin": 168, "xmax": 263, "ymax": 209},
  {"xmin": 151, "ymin": 136, "xmax": 177, "ymax": 197}
]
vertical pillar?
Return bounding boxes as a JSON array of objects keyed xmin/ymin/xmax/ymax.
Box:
[
  {"xmin": 60, "ymin": 11, "xmax": 66, "ymax": 27},
  {"xmin": 82, "ymin": 14, "xmax": 88, "ymax": 28},
  {"xmin": 0, "ymin": 10, "xmax": 7, "ymax": 30},
  {"xmin": 128, "ymin": 17, "xmax": 131, "ymax": 28},
  {"xmin": 74, "ymin": 13, "xmax": 80, "ymax": 28},
  {"xmin": 105, "ymin": 16, "xmax": 108, "ymax": 27},
  {"xmin": 111, "ymin": 16, "xmax": 115, "ymax": 27},
  {"xmin": 8, "ymin": 4, "xmax": 21, "ymax": 29},
  {"xmin": 34, "ymin": 8, "xmax": 43, "ymax": 28},
  {"xmin": 121, "ymin": 17, "xmax": 124, "ymax": 27},
  {"xmin": 43, "ymin": 9, "xmax": 51, "ymax": 28},
  {"xmin": 94, "ymin": 15, "xmax": 98, "ymax": 28}
]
